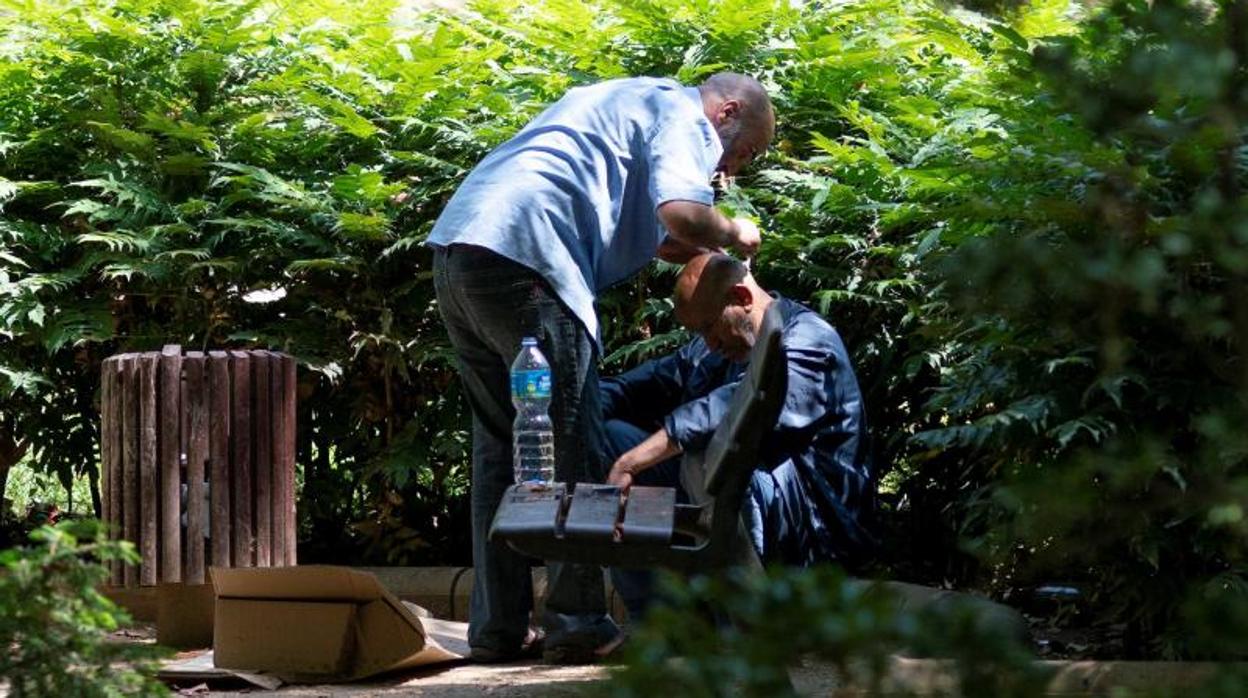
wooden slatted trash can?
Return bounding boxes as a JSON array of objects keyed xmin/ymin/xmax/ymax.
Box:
[{"xmin": 99, "ymin": 346, "xmax": 297, "ymax": 646}]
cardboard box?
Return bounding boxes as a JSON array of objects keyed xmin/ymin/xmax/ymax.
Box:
[
  {"xmin": 211, "ymin": 565, "xmax": 461, "ymax": 682},
  {"xmin": 157, "ymin": 581, "xmax": 215, "ymax": 649}
]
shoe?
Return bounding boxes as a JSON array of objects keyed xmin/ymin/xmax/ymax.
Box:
[
  {"xmin": 593, "ymin": 629, "xmax": 630, "ymax": 662},
  {"xmin": 541, "ymin": 642, "xmax": 601, "ymax": 665},
  {"xmin": 542, "ymin": 628, "xmax": 630, "ymax": 664},
  {"xmin": 469, "ymin": 626, "xmax": 545, "ymax": 664},
  {"xmin": 541, "ymin": 613, "xmax": 620, "ymax": 665}
]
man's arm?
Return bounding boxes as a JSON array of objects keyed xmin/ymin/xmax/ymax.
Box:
[
  {"xmin": 661, "ymin": 322, "xmax": 841, "ymax": 458},
  {"xmin": 606, "ymin": 427, "xmax": 683, "ymax": 490},
  {"xmin": 658, "ymin": 201, "xmax": 761, "ymax": 258},
  {"xmin": 607, "ymin": 336, "xmax": 828, "ymax": 489},
  {"xmin": 600, "ymin": 350, "xmax": 688, "ymax": 424},
  {"xmin": 656, "ymin": 235, "xmax": 711, "ymax": 264}
]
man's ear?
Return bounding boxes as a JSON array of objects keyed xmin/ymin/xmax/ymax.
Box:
[{"xmin": 729, "ymin": 283, "xmax": 753, "ymax": 310}]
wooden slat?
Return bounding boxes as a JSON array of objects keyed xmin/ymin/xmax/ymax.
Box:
[
  {"xmin": 159, "ymin": 345, "xmax": 182, "ymax": 583},
  {"xmin": 108, "ymin": 356, "xmax": 125, "ymax": 585},
  {"xmin": 100, "ymin": 358, "xmax": 110, "ymax": 565},
  {"xmin": 253, "ymin": 351, "xmax": 272, "ymax": 567},
  {"xmin": 282, "ymin": 354, "xmax": 297, "ymax": 565},
  {"xmin": 110, "ymin": 359, "xmax": 124, "ymax": 584},
  {"xmin": 563, "ymin": 485, "xmax": 623, "ymax": 542},
  {"xmin": 270, "ymin": 353, "xmax": 287, "ymax": 566},
  {"xmin": 110, "ymin": 361, "xmax": 124, "ymax": 584},
  {"xmin": 139, "ymin": 353, "xmax": 159, "ymax": 586},
  {"xmin": 121, "ymin": 355, "xmax": 139, "ymax": 587},
  {"xmin": 100, "ymin": 358, "xmax": 118, "ymax": 585},
  {"xmin": 184, "ymin": 353, "xmax": 207, "ymax": 584},
  {"xmin": 619, "ymin": 486, "xmax": 677, "ymax": 544},
  {"xmin": 208, "ymin": 351, "xmax": 231, "ymax": 568},
  {"xmin": 230, "ymin": 351, "xmax": 253, "ymax": 567}
]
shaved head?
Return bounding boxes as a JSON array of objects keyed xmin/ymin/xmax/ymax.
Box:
[
  {"xmin": 675, "ymin": 252, "xmax": 749, "ymax": 320},
  {"xmin": 674, "ymin": 252, "xmax": 770, "ymax": 362},
  {"xmin": 699, "ymin": 73, "xmax": 774, "ymax": 132}
]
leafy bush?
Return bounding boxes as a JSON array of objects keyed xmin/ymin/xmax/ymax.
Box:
[
  {"xmin": 0, "ymin": 519, "xmax": 168, "ymax": 697},
  {"xmin": 0, "ymin": 0, "xmax": 493, "ymax": 565},
  {"xmin": 919, "ymin": 0, "xmax": 1248, "ymax": 658},
  {"xmin": 609, "ymin": 565, "xmax": 1048, "ymax": 698},
  {"xmin": 3, "ymin": 0, "xmax": 1248, "ymax": 664},
  {"xmin": 0, "ymin": 0, "xmax": 1078, "ymax": 567}
]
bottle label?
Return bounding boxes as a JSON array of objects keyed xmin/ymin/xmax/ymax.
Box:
[{"xmin": 511, "ymin": 369, "xmax": 552, "ymax": 398}]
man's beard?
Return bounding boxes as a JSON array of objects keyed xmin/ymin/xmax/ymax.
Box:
[
  {"xmin": 715, "ymin": 119, "xmax": 743, "ymax": 171},
  {"xmin": 731, "ymin": 312, "xmax": 756, "ymax": 362}
]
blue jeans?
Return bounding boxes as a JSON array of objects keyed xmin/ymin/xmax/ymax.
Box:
[{"xmin": 433, "ymin": 244, "xmax": 617, "ymax": 654}]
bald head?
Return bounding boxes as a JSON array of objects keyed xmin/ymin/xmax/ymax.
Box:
[
  {"xmin": 697, "ymin": 72, "xmax": 775, "ymax": 176},
  {"xmin": 675, "ymin": 252, "xmax": 772, "ymax": 362},
  {"xmin": 700, "ymin": 73, "xmax": 773, "ymax": 126},
  {"xmin": 676, "ymin": 252, "xmax": 748, "ymax": 316}
]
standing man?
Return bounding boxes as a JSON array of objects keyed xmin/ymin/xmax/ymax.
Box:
[{"xmin": 426, "ymin": 74, "xmax": 775, "ymax": 663}]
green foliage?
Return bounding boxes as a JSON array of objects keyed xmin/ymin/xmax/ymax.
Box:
[
  {"xmin": 919, "ymin": 0, "xmax": 1248, "ymax": 658},
  {"xmin": 0, "ymin": 0, "xmax": 490, "ymax": 564},
  {"xmin": 2, "ymin": 0, "xmax": 1248, "ymax": 667},
  {"xmin": 0, "ymin": 519, "xmax": 168, "ymax": 697},
  {"xmin": 609, "ymin": 566, "xmax": 1048, "ymax": 698}
]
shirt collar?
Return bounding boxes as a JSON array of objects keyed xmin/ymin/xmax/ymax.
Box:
[
  {"xmin": 682, "ymin": 85, "xmax": 704, "ymax": 110},
  {"xmin": 683, "ymin": 86, "xmax": 723, "ymax": 176}
]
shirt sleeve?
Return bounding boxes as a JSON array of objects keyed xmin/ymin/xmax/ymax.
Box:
[
  {"xmin": 663, "ymin": 323, "xmax": 841, "ymax": 457},
  {"xmin": 646, "ymin": 114, "xmax": 717, "ymax": 207},
  {"xmin": 600, "ymin": 348, "xmax": 692, "ymax": 427},
  {"xmin": 664, "ymin": 380, "xmax": 740, "ymax": 453}
]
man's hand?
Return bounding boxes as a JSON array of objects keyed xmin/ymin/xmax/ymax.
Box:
[
  {"xmin": 604, "ymin": 428, "xmax": 682, "ymax": 491},
  {"xmin": 730, "ymin": 217, "xmax": 761, "ymax": 259},
  {"xmin": 606, "ymin": 460, "xmax": 634, "ymax": 491},
  {"xmin": 657, "ymin": 236, "xmax": 713, "ymax": 264},
  {"xmin": 658, "ymin": 201, "xmax": 745, "ymax": 254}
]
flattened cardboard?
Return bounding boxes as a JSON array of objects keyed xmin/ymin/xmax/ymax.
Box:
[
  {"xmin": 211, "ymin": 566, "xmax": 461, "ymax": 682},
  {"xmin": 159, "ymin": 649, "xmax": 284, "ymax": 690}
]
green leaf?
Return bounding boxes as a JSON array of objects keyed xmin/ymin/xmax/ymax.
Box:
[{"xmin": 335, "ymin": 212, "xmax": 391, "ymax": 241}]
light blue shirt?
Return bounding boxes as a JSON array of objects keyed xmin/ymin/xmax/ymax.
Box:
[{"xmin": 426, "ymin": 77, "xmax": 723, "ymax": 347}]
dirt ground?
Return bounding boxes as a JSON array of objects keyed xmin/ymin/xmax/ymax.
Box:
[
  {"xmin": 147, "ymin": 621, "xmax": 616, "ymax": 698},
  {"xmin": 179, "ymin": 662, "xmax": 613, "ymax": 698},
  {"xmin": 143, "ymin": 620, "xmax": 849, "ymax": 697},
  {"xmin": 119, "ymin": 620, "xmax": 1230, "ymax": 697}
]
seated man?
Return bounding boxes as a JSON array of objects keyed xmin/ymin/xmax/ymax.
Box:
[{"xmin": 601, "ymin": 252, "xmax": 874, "ymax": 620}]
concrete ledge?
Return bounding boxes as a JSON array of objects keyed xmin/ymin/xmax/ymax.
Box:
[
  {"xmin": 352, "ymin": 566, "xmax": 629, "ymax": 622},
  {"xmin": 106, "ymin": 566, "xmax": 629, "ymax": 625},
  {"xmin": 350, "ymin": 566, "xmax": 478, "ymax": 621},
  {"xmin": 797, "ymin": 656, "xmax": 1242, "ymax": 696},
  {"xmin": 102, "ymin": 584, "xmax": 157, "ymax": 622}
]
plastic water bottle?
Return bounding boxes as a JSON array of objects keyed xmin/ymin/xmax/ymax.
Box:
[{"xmin": 511, "ymin": 337, "xmax": 555, "ymax": 488}]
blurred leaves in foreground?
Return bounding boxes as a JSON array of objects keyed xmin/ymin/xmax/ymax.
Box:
[{"xmin": 0, "ymin": 519, "xmax": 168, "ymax": 696}]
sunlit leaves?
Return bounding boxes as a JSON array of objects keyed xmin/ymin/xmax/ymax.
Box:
[{"xmin": 9, "ymin": 0, "xmax": 1242, "ymax": 633}]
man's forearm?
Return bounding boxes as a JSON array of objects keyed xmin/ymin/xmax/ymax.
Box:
[
  {"xmin": 657, "ymin": 200, "xmax": 738, "ymax": 250},
  {"xmin": 614, "ymin": 428, "xmax": 683, "ymax": 477}
]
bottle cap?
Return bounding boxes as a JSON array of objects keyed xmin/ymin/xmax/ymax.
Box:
[{"xmin": 521, "ymin": 337, "xmax": 537, "ymax": 347}]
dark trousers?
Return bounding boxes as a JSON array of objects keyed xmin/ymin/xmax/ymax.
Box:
[
  {"xmin": 433, "ymin": 244, "xmax": 616, "ymax": 653},
  {"xmin": 601, "ymin": 418, "xmax": 685, "ymax": 622}
]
